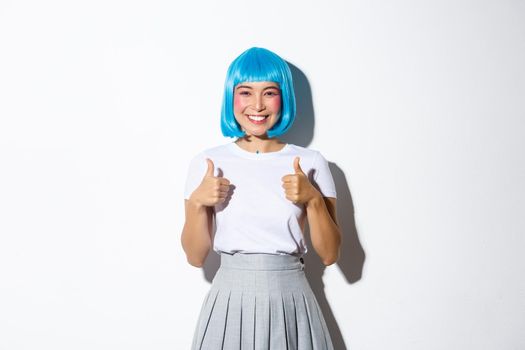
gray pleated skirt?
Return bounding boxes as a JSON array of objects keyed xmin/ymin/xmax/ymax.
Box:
[{"xmin": 191, "ymin": 252, "xmax": 334, "ymax": 350}]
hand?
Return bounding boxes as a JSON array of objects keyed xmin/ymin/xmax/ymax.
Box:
[
  {"xmin": 281, "ymin": 157, "xmax": 321, "ymax": 205},
  {"xmin": 189, "ymin": 158, "xmax": 231, "ymax": 207}
]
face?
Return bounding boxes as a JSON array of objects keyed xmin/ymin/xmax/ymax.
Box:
[{"xmin": 233, "ymin": 81, "xmax": 282, "ymax": 137}]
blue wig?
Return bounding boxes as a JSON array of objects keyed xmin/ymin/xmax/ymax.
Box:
[{"xmin": 221, "ymin": 47, "xmax": 296, "ymax": 138}]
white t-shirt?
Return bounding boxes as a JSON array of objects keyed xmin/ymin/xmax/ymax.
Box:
[{"xmin": 183, "ymin": 141, "xmax": 337, "ymax": 257}]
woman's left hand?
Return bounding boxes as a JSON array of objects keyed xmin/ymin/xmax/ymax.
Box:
[{"xmin": 281, "ymin": 157, "xmax": 321, "ymax": 205}]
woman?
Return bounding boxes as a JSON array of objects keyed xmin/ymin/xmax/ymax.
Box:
[{"xmin": 182, "ymin": 47, "xmax": 341, "ymax": 349}]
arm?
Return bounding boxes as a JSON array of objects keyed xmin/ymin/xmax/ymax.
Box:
[
  {"xmin": 306, "ymin": 195, "xmax": 341, "ymax": 266},
  {"xmin": 181, "ymin": 158, "xmax": 228, "ymax": 268},
  {"xmin": 181, "ymin": 198, "xmax": 213, "ymax": 267},
  {"xmin": 282, "ymin": 156, "xmax": 341, "ymax": 266}
]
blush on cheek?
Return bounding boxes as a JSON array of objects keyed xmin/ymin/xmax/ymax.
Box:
[
  {"xmin": 268, "ymin": 95, "xmax": 282, "ymax": 111},
  {"xmin": 233, "ymin": 95, "xmax": 243, "ymax": 109}
]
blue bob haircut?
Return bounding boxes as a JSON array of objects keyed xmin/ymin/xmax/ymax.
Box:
[{"xmin": 220, "ymin": 47, "xmax": 296, "ymax": 138}]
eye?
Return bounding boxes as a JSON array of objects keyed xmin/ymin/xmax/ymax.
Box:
[
  {"xmin": 239, "ymin": 91, "xmax": 250, "ymax": 96},
  {"xmin": 265, "ymin": 91, "xmax": 280, "ymax": 96}
]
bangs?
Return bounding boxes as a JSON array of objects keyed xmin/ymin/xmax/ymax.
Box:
[{"xmin": 231, "ymin": 54, "xmax": 284, "ymax": 86}]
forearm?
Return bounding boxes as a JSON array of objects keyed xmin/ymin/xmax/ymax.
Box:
[
  {"xmin": 306, "ymin": 193, "xmax": 341, "ymax": 266},
  {"xmin": 181, "ymin": 198, "xmax": 213, "ymax": 267}
]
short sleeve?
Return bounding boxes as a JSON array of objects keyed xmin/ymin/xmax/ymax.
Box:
[
  {"xmin": 312, "ymin": 151, "xmax": 337, "ymax": 198},
  {"xmin": 183, "ymin": 152, "xmax": 207, "ymax": 200}
]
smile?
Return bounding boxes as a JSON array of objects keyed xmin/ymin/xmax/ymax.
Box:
[{"xmin": 247, "ymin": 115, "xmax": 269, "ymax": 124}]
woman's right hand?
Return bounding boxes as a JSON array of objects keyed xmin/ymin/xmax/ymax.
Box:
[{"xmin": 189, "ymin": 158, "xmax": 231, "ymax": 207}]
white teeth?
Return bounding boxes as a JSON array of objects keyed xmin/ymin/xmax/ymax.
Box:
[{"xmin": 248, "ymin": 115, "xmax": 267, "ymax": 121}]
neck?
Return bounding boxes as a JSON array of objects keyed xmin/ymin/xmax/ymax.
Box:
[{"xmin": 235, "ymin": 136, "xmax": 286, "ymax": 153}]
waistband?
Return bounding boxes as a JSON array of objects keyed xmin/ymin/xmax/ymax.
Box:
[{"xmin": 219, "ymin": 252, "xmax": 304, "ymax": 271}]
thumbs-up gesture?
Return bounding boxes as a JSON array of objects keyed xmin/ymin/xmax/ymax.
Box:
[
  {"xmin": 281, "ymin": 157, "xmax": 321, "ymax": 205},
  {"xmin": 190, "ymin": 158, "xmax": 231, "ymax": 207}
]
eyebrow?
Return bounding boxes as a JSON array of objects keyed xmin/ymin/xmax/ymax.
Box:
[{"xmin": 235, "ymin": 85, "xmax": 280, "ymax": 90}]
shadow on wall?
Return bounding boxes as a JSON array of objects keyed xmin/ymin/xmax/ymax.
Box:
[{"xmin": 201, "ymin": 62, "xmax": 366, "ymax": 350}]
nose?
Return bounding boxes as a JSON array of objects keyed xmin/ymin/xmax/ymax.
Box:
[{"xmin": 254, "ymin": 95, "xmax": 265, "ymax": 111}]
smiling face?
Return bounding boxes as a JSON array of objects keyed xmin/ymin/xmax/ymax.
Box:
[{"xmin": 233, "ymin": 81, "xmax": 282, "ymax": 137}]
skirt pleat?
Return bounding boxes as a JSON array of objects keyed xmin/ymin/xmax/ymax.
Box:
[
  {"xmin": 191, "ymin": 253, "xmax": 334, "ymax": 350},
  {"xmin": 269, "ymin": 292, "xmax": 287, "ymax": 349},
  {"xmin": 223, "ymin": 290, "xmax": 242, "ymax": 349},
  {"xmin": 241, "ymin": 292, "xmax": 255, "ymax": 349},
  {"xmin": 282, "ymin": 293, "xmax": 298, "ymax": 350},
  {"xmin": 292, "ymin": 293, "xmax": 313, "ymax": 350},
  {"xmin": 192, "ymin": 288, "xmax": 220, "ymax": 349},
  {"xmin": 302, "ymin": 292, "xmax": 327, "ymax": 350},
  {"xmin": 254, "ymin": 293, "xmax": 270, "ymax": 350}
]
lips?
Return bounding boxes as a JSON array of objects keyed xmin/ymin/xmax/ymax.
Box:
[{"xmin": 247, "ymin": 114, "xmax": 269, "ymax": 124}]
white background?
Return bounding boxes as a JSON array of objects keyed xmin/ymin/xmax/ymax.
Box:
[{"xmin": 1, "ymin": 0, "xmax": 524, "ymax": 349}]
